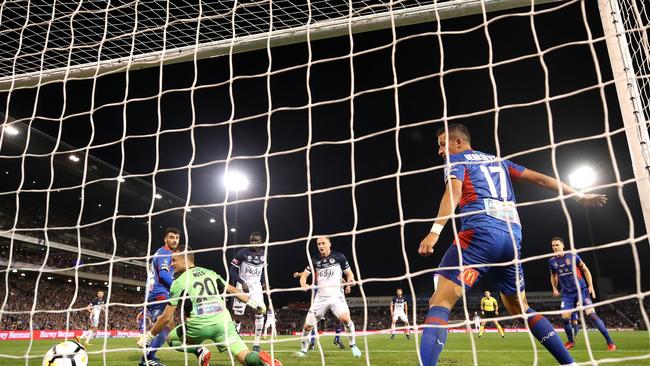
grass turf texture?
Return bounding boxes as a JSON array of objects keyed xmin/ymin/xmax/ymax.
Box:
[{"xmin": 0, "ymin": 331, "xmax": 648, "ymax": 365}]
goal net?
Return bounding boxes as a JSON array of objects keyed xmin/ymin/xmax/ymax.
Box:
[{"xmin": 0, "ymin": 0, "xmax": 649, "ymax": 365}]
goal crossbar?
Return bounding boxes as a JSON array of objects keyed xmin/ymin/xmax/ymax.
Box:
[{"xmin": 0, "ymin": 0, "xmax": 561, "ymax": 91}]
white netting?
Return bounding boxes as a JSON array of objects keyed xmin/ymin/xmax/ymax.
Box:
[{"xmin": 0, "ymin": 0, "xmax": 649, "ymax": 365}]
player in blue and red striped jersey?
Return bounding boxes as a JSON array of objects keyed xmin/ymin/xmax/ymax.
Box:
[
  {"xmin": 549, "ymin": 237, "xmax": 615, "ymax": 351},
  {"xmin": 418, "ymin": 124, "xmax": 607, "ymax": 366},
  {"xmin": 141, "ymin": 227, "xmax": 181, "ymax": 366}
]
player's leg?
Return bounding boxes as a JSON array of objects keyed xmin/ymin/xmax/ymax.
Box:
[
  {"xmin": 478, "ymin": 318, "xmax": 486, "ymax": 338},
  {"xmin": 251, "ymin": 290, "xmax": 265, "ymax": 351},
  {"xmin": 209, "ymin": 320, "xmax": 281, "ymax": 366},
  {"xmin": 583, "ymin": 294, "xmax": 615, "ymax": 350},
  {"xmin": 560, "ymin": 297, "xmax": 576, "ymax": 348},
  {"xmin": 495, "ymin": 232, "xmax": 575, "ymax": 366},
  {"xmin": 421, "ymin": 229, "xmax": 491, "ymax": 366},
  {"xmin": 142, "ymin": 302, "xmax": 171, "ymax": 365},
  {"xmin": 390, "ymin": 312, "xmax": 398, "ymax": 338},
  {"xmin": 571, "ymin": 312, "xmax": 581, "ymax": 337},
  {"xmin": 333, "ymin": 324, "xmax": 345, "ymax": 348},
  {"xmin": 294, "ymin": 298, "xmax": 325, "ymax": 357},
  {"xmin": 493, "ymin": 320, "xmax": 505, "ymax": 338},
  {"xmin": 333, "ymin": 297, "xmax": 361, "ymax": 357},
  {"xmin": 501, "ymin": 289, "xmax": 575, "ymax": 365},
  {"xmin": 400, "ymin": 313, "xmax": 411, "ymax": 339}
]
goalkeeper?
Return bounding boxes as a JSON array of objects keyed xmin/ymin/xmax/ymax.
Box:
[{"xmin": 139, "ymin": 246, "xmax": 282, "ymax": 366}]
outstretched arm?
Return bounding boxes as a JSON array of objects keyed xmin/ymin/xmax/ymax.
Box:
[
  {"xmin": 343, "ymin": 268, "xmax": 355, "ymax": 294},
  {"xmin": 299, "ymin": 270, "xmax": 311, "ymax": 291},
  {"xmin": 518, "ymin": 168, "xmax": 606, "ymax": 207},
  {"xmin": 419, "ymin": 178, "xmax": 463, "ymax": 256}
]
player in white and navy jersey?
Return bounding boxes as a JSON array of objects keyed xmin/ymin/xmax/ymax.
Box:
[
  {"xmin": 550, "ymin": 237, "xmax": 615, "ymax": 351},
  {"xmin": 293, "ymin": 236, "xmax": 361, "ymax": 359},
  {"xmin": 390, "ymin": 289, "xmax": 411, "ymax": 339},
  {"xmin": 229, "ymin": 232, "xmax": 266, "ymax": 351},
  {"xmin": 417, "ymin": 123, "xmax": 607, "ymax": 366},
  {"xmin": 82, "ymin": 290, "xmax": 105, "ymax": 345},
  {"xmin": 473, "ymin": 312, "xmax": 481, "ymax": 333}
]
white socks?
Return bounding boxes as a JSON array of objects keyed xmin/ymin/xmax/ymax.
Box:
[
  {"xmin": 253, "ymin": 314, "xmax": 264, "ymax": 346},
  {"xmin": 344, "ymin": 321, "xmax": 356, "ymax": 346}
]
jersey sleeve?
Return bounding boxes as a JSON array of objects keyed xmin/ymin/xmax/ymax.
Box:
[
  {"xmin": 444, "ymin": 159, "xmax": 466, "ymax": 182},
  {"xmin": 574, "ymin": 254, "xmax": 582, "ymax": 266},
  {"xmin": 549, "ymin": 258, "xmax": 556, "ymax": 274},
  {"xmin": 337, "ymin": 253, "xmax": 351, "ymax": 271},
  {"xmin": 504, "ymin": 159, "xmax": 526, "ymax": 181},
  {"xmin": 168, "ymin": 278, "xmax": 183, "ymax": 307},
  {"xmin": 391, "ymin": 297, "xmax": 396, "ymax": 305},
  {"xmin": 305, "ymin": 256, "xmax": 317, "ymax": 273},
  {"xmin": 230, "ymin": 249, "xmax": 246, "ymax": 268}
]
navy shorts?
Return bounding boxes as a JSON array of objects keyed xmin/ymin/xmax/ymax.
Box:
[
  {"xmin": 561, "ymin": 288, "xmax": 592, "ymax": 311},
  {"xmin": 437, "ymin": 226, "xmax": 525, "ymax": 295},
  {"xmin": 147, "ymin": 295, "xmax": 169, "ymax": 322}
]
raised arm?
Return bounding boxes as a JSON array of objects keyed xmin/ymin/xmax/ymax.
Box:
[
  {"xmin": 518, "ymin": 168, "xmax": 607, "ymax": 207},
  {"xmin": 419, "ymin": 178, "xmax": 463, "ymax": 256}
]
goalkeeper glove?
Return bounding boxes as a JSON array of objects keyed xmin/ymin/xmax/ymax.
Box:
[
  {"xmin": 137, "ymin": 331, "xmax": 155, "ymax": 348},
  {"xmin": 247, "ymin": 299, "xmax": 266, "ymax": 315}
]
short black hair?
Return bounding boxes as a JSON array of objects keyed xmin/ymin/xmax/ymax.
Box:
[
  {"xmin": 250, "ymin": 232, "xmax": 262, "ymax": 241},
  {"xmin": 164, "ymin": 227, "xmax": 181, "ymax": 237},
  {"xmin": 173, "ymin": 245, "xmax": 194, "ymax": 262},
  {"xmin": 436, "ymin": 123, "xmax": 471, "ymax": 143},
  {"xmin": 551, "ymin": 236, "xmax": 565, "ymax": 244}
]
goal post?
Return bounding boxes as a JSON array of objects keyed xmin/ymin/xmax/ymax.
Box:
[
  {"xmin": 597, "ymin": 0, "xmax": 650, "ymax": 238},
  {"xmin": 0, "ymin": 0, "xmax": 562, "ymax": 91}
]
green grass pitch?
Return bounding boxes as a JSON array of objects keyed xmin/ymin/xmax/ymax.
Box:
[{"xmin": 0, "ymin": 331, "xmax": 648, "ymax": 365}]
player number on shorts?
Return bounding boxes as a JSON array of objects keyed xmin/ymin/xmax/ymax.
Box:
[{"xmin": 479, "ymin": 166, "xmax": 507, "ymax": 199}]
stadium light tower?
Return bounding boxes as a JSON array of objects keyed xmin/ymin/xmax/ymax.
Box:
[
  {"xmin": 569, "ymin": 165, "xmax": 604, "ymax": 293},
  {"xmin": 569, "ymin": 166, "xmax": 596, "ymax": 190},
  {"xmin": 223, "ymin": 170, "xmax": 249, "ymax": 244},
  {"xmin": 223, "ymin": 171, "xmax": 249, "ymax": 192}
]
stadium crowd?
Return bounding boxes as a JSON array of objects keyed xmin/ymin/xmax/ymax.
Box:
[
  {"xmin": 0, "ymin": 247, "xmax": 146, "ymax": 281},
  {"xmin": 0, "ymin": 278, "xmax": 144, "ymax": 331}
]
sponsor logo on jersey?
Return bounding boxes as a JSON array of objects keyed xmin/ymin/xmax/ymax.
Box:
[
  {"xmin": 329, "ymin": 259, "xmax": 335, "ymax": 263},
  {"xmin": 565, "ymin": 259, "xmax": 571, "ymax": 265},
  {"xmin": 319, "ymin": 268, "xmax": 336, "ymax": 279},
  {"xmin": 458, "ymin": 268, "xmax": 479, "ymax": 287}
]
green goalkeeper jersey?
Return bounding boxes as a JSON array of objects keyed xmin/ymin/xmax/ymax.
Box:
[{"xmin": 169, "ymin": 266, "xmax": 232, "ymax": 324}]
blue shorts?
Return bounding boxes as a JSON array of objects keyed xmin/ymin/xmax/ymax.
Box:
[
  {"xmin": 438, "ymin": 226, "xmax": 525, "ymax": 295},
  {"xmin": 147, "ymin": 295, "xmax": 169, "ymax": 322},
  {"xmin": 561, "ymin": 288, "xmax": 592, "ymax": 311}
]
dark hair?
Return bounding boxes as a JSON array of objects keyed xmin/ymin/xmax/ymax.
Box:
[
  {"xmin": 436, "ymin": 123, "xmax": 471, "ymax": 143},
  {"xmin": 173, "ymin": 245, "xmax": 194, "ymax": 262},
  {"xmin": 551, "ymin": 236, "xmax": 565, "ymax": 244},
  {"xmin": 250, "ymin": 232, "xmax": 262, "ymax": 241},
  {"xmin": 164, "ymin": 227, "xmax": 181, "ymax": 237}
]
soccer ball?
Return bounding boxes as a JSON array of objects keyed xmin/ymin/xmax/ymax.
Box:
[{"xmin": 42, "ymin": 340, "xmax": 88, "ymax": 366}]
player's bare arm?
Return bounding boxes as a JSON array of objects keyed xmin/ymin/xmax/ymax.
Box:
[
  {"xmin": 419, "ymin": 178, "xmax": 463, "ymax": 256},
  {"xmin": 518, "ymin": 168, "xmax": 607, "ymax": 207},
  {"xmin": 551, "ymin": 272, "xmax": 560, "ymax": 297},
  {"xmin": 578, "ymin": 261, "xmax": 596, "ymax": 298},
  {"xmin": 390, "ymin": 302, "xmax": 394, "ymax": 318},
  {"xmin": 343, "ymin": 268, "xmax": 355, "ymax": 294},
  {"xmin": 299, "ymin": 270, "xmax": 311, "ymax": 291},
  {"xmin": 149, "ymin": 304, "xmax": 176, "ymax": 337}
]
